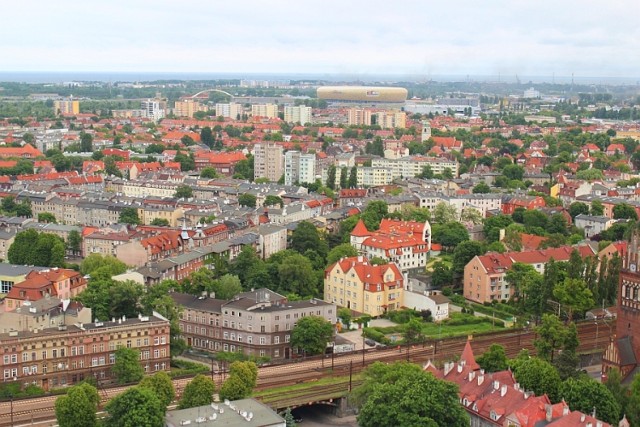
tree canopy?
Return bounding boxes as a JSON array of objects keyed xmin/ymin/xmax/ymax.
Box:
[
  {"xmin": 291, "ymin": 315, "xmax": 333, "ymax": 355},
  {"xmin": 113, "ymin": 347, "xmax": 144, "ymax": 384},
  {"xmin": 179, "ymin": 374, "xmax": 216, "ymax": 409},
  {"xmin": 8, "ymin": 229, "xmax": 65, "ymax": 267},
  {"xmin": 119, "ymin": 207, "xmax": 141, "ymax": 225},
  {"xmin": 104, "ymin": 386, "xmax": 164, "ymax": 427},
  {"xmin": 139, "ymin": 371, "xmax": 175, "ymax": 408},
  {"xmin": 353, "ymin": 362, "xmax": 469, "ymax": 427},
  {"xmin": 55, "ymin": 383, "xmax": 100, "ymax": 427}
]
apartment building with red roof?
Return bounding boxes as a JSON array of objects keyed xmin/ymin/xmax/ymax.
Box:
[
  {"xmin": 350, "ymin": 218, "xmax": 431, "ymax": 273},
  {"xmin": 324, "ymin": 255, "xmax": 403, "ymax": 316},
  {"xmin": 5, "ymin": 268, "xmax": 87, "ymax": 311},
  {"xmin": 194, "ymin": 151, "xmax": 246, "ymax": 174},
  {"xmin": 502, "ymin": 195, "xmax": 546, "ymax": 215},
  {"xmin": 0, "ymin": 144, "xmax": 43, "ymax": 159},
  {"xmin": 464, "ymin": 245, "xmax": 596, "ymax": 304},
  {"xmin": 429, "ymin": 341, "xmax": 618, "ymax": 427}
]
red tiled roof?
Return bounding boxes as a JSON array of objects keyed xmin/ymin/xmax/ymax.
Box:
[{"xmin": 351, "ymin": 219, "xmax": 370, "ymax": 237}]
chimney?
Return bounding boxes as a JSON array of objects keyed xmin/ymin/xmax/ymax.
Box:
[
  {"xmin": 500, "ymin": 385, "xmax": 508, "ymax": 397},
  {"xmin": 545, "ymin": 404, "xmax": 552, "ymax": 422}
]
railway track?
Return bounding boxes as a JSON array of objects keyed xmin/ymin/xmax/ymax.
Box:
[{"xmin": 0, "ymin": 320, "xmax": 613, "ymax": 426}]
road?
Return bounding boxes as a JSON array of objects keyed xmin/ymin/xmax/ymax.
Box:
[{"xmin": 0, "ymin": 320, "xmax": 613, "ymax": 426}]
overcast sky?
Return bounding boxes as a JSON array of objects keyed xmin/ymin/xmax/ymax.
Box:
[{"xmin": 2, "ymin": 0, "xmax": 638, "ymax": 79}]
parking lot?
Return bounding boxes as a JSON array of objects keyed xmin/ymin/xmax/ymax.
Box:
[{"xmin": 339, "ymin": 318, "xmax": 398, "ymax": 351}]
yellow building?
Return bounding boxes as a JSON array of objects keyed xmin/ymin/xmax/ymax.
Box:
[
  {"xmin": 251, "ymin": 104, "xmax": 279, "ymax": 119},
  {"xmin": 174, "ymin": 99, "xmax": 208, "ymax": 118},
  {"xmin": 53, "ymin": 99, "xmax": 79, "ymax": 115},
  {"xmin": 324, "ymin": 256, "xmax": 403, "ymax": 317}
]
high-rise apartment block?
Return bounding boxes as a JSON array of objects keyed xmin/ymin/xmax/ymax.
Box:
[
  {"xmin": 253, "ymin": 143, "xmax": 284, "ymax": 182},
  {"xmin": 53, "ymin": 98, "xmax": 80, "ymax": 115},
  {"xmin": 141, "ymin": 99, "xmax": 165, "ymax": 122},
  {"xmin": 215, "ymin": 102, "xmax": 243, "ymax": 119},
  {"xmin": 347, "ymin": 108, "xmax": 406, "ymax": 129},
  {"xmin": 284, "ymin": 151, "xmax": 316, "ymax": 186},
  {"xmin": 174, "ymin": 99, "xmax": 208, "ymax": 118},
  {"xmin": 283, "ymin": 106, "xmax": 312, "ymax": 124},
  {"xmin": 251, "ymin": 104, "xmax": 279, "ymax": 119}
]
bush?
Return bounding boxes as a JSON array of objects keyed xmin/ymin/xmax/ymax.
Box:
[{"xmin": 386, "ymin": 309, "xmax": 420, "ymax": 324}]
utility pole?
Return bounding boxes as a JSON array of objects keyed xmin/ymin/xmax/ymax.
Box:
[{"xmin": 349, "ymin": 361, "xmax": 353, "ymax": 392}]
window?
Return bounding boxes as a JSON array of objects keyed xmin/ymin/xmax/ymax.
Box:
[
  {"xmin": 274, "ymin": 336, "xmax": 279, "ymax": 344},
  {"xmin": 285, "ymin": 335, "xmax": 290, "ymax": 343},
  {"xmin": 259, "ymin": 337, "xmax": 266, "ymax": 345}
]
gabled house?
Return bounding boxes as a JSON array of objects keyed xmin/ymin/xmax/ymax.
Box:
[{"xmin": 5, "ymin": 268, "xmax": 87, "ymax": 311}]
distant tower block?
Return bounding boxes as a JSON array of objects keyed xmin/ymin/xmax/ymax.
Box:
[{"xmin": 421, "ymin": 121, "xmax": 432, "ymax": 142}]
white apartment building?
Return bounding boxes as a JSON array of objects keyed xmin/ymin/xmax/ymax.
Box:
[
  {"xmin": 141, "ymin": 100, "xmax": 165, "ymax": 122},
  {"xmin": 251, "ymin": 104, "xmax": 279, "ymax": 119},
  {"xmin": 254, "ymin": 143, "xmax": 284, "ymax": 182},
  {"xmin": 356, "ymin": 166, "xmax": 393, "ymax": 187},
  {"xmin": 215, "ymin": 102, "xmax": 243, "ymax": 119},
  {"xmin": 347, "ymin": 108, "xmax": 373, "ymax": 126},
  {"xmin": 371, "ymin": 156, "xmax": 459, "ymax": 179},
  {"xmin": 283, "ymin": 106, "xmax": 312, "ymax": 124},
  {"xmin": 284, "ymin": 151, "xmax": 316, "ymax": 186}
]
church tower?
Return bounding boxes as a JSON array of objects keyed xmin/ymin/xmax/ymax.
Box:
[{"xmin": 603, "ymin": 227, "xmax": 640, "ymax": 380}]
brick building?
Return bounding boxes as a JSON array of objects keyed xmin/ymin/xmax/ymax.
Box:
[{"xmin": 0, "ymin": 313, "xmax": 170, "ymax": 390}]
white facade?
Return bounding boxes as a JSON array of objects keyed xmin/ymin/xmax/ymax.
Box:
[
  {"xmin": 283, "ymin": 106, "xmax": 312, "ymax": 124},
  {"xmin": 421, "ymin": 121, "xmax": 432, "ymax": 142},
  {"xmin": 403, "ymin": 289, "xmax": 450, "ymax": 322},
  {"xmin": 251, "ymin": 103, "xmax": 279, "ymax": 119},
  {"xmin": 574, "ymin": 214, "xmax": 616, "ymax": 238},
  {"xmin": 284, "ymin": 151, "xmax": 316, "ymax": 186},
  {"xmin": 356, "ymin": 166, "xmax": 393, "ymax": 187},
  {"xmin": 371, "ymin": 156, "xmax": 459, "ymax": 179},
  {"xmin": 215, "ymin": 102, "xmax": 243, "ymax": 119},
  {"xmin": 141, "ymin": 100, "xmax": 165, "ymax": 122}
]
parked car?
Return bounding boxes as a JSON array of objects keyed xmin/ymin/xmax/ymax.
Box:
[{"xmin": 364, "ymin": 338, "xmax": 376, "ymax": 346}]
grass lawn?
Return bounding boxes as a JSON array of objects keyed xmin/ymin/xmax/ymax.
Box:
[
  {"xmin": 252, "ymin": 375, "xmax": 358, "ymax": 403},
  {"xmin": 426, "ymin": 254, "xmax": 453, "ymax": 271}
]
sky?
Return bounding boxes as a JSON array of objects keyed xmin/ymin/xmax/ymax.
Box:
[{"xmin": 2, "ymin": 0, "xmax": 639, "ymax": 80}]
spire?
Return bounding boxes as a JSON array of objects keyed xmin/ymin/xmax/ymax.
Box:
[
  {"xmin": 351, "ymin": 219, "xmax": 370, "ymax": 237},
  {"xmin": 460, "ymin": 339, "xmax": 480, "ymax": 371}
]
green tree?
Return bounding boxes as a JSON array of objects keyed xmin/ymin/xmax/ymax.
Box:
[
  {"xmin": 534, "ymin": 314, "xmax": 567, "ymax": 362},
  {"xmin": 278, "ymin": 253, "xmax": 319, "ymax": 296},
  {"xmin": 211, "ymin": 274, "xmax": 243, "ymax": 299},
  {"xmin": 552, "ymin": 277, "xmax": 594, "ymax": 320},
  {"xmin": 139, "ymin": 371, "xmax": 175, "ymax": 408},
  {"xmin": 340, "ymin": 166, "xmax": 348, "ymax": 189},
  {"xmin": 200, "ymin": 166, "xmax": 219, "ymax": 179},
  {"xmin": 55, "ymin": 383, "xmax": 99, "ymax": 427},
  {"xmin": 230, "ymin": 246, "xmax": 262, "ymax": 283},
  {"xmin": 174, "ymin": 185, "xmax": 193, "ymax": 199},
  {"xmin": 80, "ymin": 132, "xmax": 93, "ymax": 152},
  {"xmin": 179, "ymin": 374, "xmax": 216, "ymax": 409},
  {"xmin": 238, "ymin": 193, "xmax": 257, "ymax": 208},
  {"xmin": 522, "ymin": 210, "xmax": 549, "ymax": 230},
  {"xmin": 605, "ymin": 368, "xmax": 629, "ymax": 421},
  {"xmin": 326, "ymin": 164, "xmax": 337, "ymax": 190},
  {"xmin": 38, "ymin": 212, "xmax": 57, "ymax": 223},
  {"xmin": 452, "ymin": 240, "xmax": 484, "ymax": 274},
  {"xmin": 568, "ymin": 202, "xmax": 590, "ymax": 220},
  {"xmin": 560, "ymin": 377, "xmax": 621, "ymax": 425},
  {"xmin": 290, "ymin": 221, "xmax": 327, "ymax": 258},
  {"xmin": 119, "ymin": 207, "xmax": 141, "ymax": 225},
  {"xmin": 219, "ymin": 361, "xmax": 258, "ymax": 401},
  {"xmin": 403, "ymin": 317, "xmax": 425, "ymax": 345},
  {"xmin": 67, "ymin": 229, "xmax": 82, "ymax": 256},
  {"xmin": 590, "ymin": 200, "xmax": 604, "ymax": 216},
  {"xmin": 361, "ymin": 201, "xmax": 389, "ymax": 230},
  {"xmin": 433, "ymin": 202, "xmax": 458, "ymax": 223},
  {"xmin": 348, "ymin": 166, "xmax": 358, "ymax": 188},
  {"xmin": 354, "ymin": 362, "xmax": 468, "ymax": 427},
  {"xmin": 80, "ymin": 253, "xmax": 127, "ymax": 276},
  {"xmin": 326, "ymin": 243, "xmax": 358, "ymax": 265},
  {"xmin": 113, "ymin": 347, "xmax": 144, "ymax": 384},
  {"xmin": 104, "ymin": 386, "xmax": 164, "ymax": 427},
  {"xmin": 338, "ymin": 307, "xmax": 352, "ymax": 328},
  {"xmin": 513, "ymin": 357, "xmax": 561, "ymax": 402},
  {"xmin": 430, "ymin": 262, "xmax": 453, "ymax": 287},
  {"xmin": 472, "ymin": 182, "xmax": 491, "ymax": 193},
  {"xmin": 200, "ymin": 126, "xmax": 214, "ymax": 147},
  {"xmin": 1, "ymin": 196, "xmax": 16, "ymax": 213},
  {"xmin": 477, "ymin": 344, "xmax": 508, "ymax": 372},
  {"xmin": 291, "ymin": 315, "xmax": 333, "ymax": 356},
  {"xmin": 263, "ymin": 195, "xmax": 283, "ymax": 208},
  {"xmin": 150, "ymin": 218, "xmax": 170, "ymax": 226},
  {"xmin": 483, "ymin": 215, "xmax": 514, "ymax": 243},
  {"xmin": 432, "ymin": 222, "xmax": 469, "ymax": 250},
  {"xmin": 503, "ymin": 164, "xmax": 524, "ymax": 181},
  {"xmin": 8, "ymin": 230, "xmax": 65, "ymax": 267},
  {"xmin": 613, "ymin": 203, "xmax": 638, "ymax": 220}
]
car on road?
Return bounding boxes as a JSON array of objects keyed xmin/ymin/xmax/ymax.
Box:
[{"xmin": 364, "ymin": 338, "xmax": 376, "ymax": 346}]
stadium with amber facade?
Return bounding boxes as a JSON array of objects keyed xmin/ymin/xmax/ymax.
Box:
[{"xmin": 317, "ymin": 86, "xmax": 408, "ymax": 104}]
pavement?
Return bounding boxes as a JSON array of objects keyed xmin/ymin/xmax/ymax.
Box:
[{"xmin": 339, "ymin": 318, "xmax": 398, "ymax": 350}]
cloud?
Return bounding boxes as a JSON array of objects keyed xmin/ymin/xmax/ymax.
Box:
[{"xmin": 0, "ymin": 0, "xmax": 638, "ymax": 78}]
